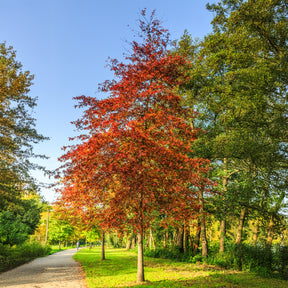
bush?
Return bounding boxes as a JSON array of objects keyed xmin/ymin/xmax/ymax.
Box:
[
  {"xmin": 144, "ymin": 242, "xmax": 288, "ymax": 280},
  {"xmin": 144, "ymin": 247, "xmax": 194, "ymax": 262},
  {"xmin": 0, "ymin": 242, "xmax": 51, "ymax": 273}
]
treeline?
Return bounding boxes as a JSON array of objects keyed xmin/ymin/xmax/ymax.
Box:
[{"xmin": 57, "ymin": 0, "xmax": 288, "ymax": 283}]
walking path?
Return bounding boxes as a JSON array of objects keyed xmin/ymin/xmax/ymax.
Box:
[{"xmin": 0, "ymin": 249, "xmax": 87, "ymax": 288}]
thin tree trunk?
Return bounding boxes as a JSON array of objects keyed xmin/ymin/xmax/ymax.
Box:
[
  {"xmin": 219, "ymin": 219, "xmax": 226, "ymax": 253},
  {"xmin": 199, "ymin": 189, "xmax": 208, "ymax": 257},
  {"xmin": 58, "ymin": 240, "xmax": 61, "ymax": 250},
  {"xmin": 131, "ymin": 235, "xmax": 137, "ymax": 249},
  {"xmin": 101, "ymin": 230, "xmax": 105, "ymax": 260},
  {"xmin": 174, "ymin": 230, "xmax": 179, "ymax": 247},
  {"xmin": 137, "ymin": 232, "xmax": 145, "ymax": 283},
  {"xmin": 89, "ymin": 242, "xmax": 93, "ymax": 250},
  {"xmin": 253, "ymin": 221, "xmax": 259, "ymax": 246},
  {"xmin": 184, "ymin": 225, "xmax": 190, "ymax": 252},
  {"xmin": 220, "ymin": 158, "xmax": 228, "ymax": 253},
  {"xmin": 126, "ymin": 232, "xmax": 133, "ymax": 250},
  {"xmin": 126, "ymin": 238, "xmax": 132, "ymax": 250},
  {"xmin": 201, "ymin": 218, "xmax": 208, "ymax": 257},
  {"xmin": 235, "ymin": 207, "xmax": 246, "ymax": 245},
  {"xmin": 177, "ymin": 226, "xmax": 184, "ymax": 252},
  {"xmin": 163, "ymin": 231, "xmax": 167, "ymax": 248},
  {"xmin": 194, "ymin": 219, "xmax": 201, "ymax": 252},
  {"xmin": 149, "ymin": 227, "xmax": 155, "ymax": 249}
]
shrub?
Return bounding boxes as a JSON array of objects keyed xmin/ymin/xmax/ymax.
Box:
[{"xmin": 0, "ymin": 242, "xmax": 51, "ymax": 272}]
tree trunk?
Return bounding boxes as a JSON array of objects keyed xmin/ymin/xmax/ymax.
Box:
[
  {"xmin": 184, "ymin": 225, "xmax": 190, "ymax": 252},
  {"xmin": 137, "ymin": 232, "xmax": 145, "ymax": 283},
  {"xmin": 266, "ymin": 216, "xmax": 274, "ymax": 247},
  {"xmin": 199, "ymin": 189, "xmax": 208, "ymax": 257},
  {"xmin": 173, "ymin": 230, "xmax": 179, "ymax": 247},
  {"xmin": 149, "ymin": 227, "xmax": 156, "ymax": 250},
  {"xmin": 101, "ymin": 230, "xmax": 105, "ymax": 260},
  {"xmin": 201, "ymin": 218, "xmax": 208, "ymax": 257},
  {"xmin": 235, "ymin": 207, "xmax": 246, "ymax": 245},
  {"xmin": 126, "ymin": 238, "xmax": 132, "ymax": 250},
  {"xmin": 220, "ymin": 157, "xmax": 228, "ymax": 253},
  {"xmin": 219, "ymin": 219, "xmax": 226, "ymax": 253},
  {"xmin": 89, "ymin": 242, "xmax": 93, "ymax": 250},
  {"xmin": 58, "ymin": 240, "xmax": 61, "ymax": 250},
  {"xmin": 177, "ymin": 226, "xmax": 184, "ymax": 252},
  {"xmin": 131, "ymin": 235, "xmax": 137, "ymax": 249},
  {"xmin": 163, "ymin": 231, "xmax": 167, "ymax": 248},
  {"xmin": 126, "ymin": 232, "xmax": 133, "ymax": 250},
  {"xmin": 194, "ymin": 219, "xmax": 201, "ymax": 252},
  {"xmin": 253, "ymin": 221, "xmax": 259, "ymax": 246}
]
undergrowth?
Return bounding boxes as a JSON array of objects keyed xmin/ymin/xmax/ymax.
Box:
[
  {"xmin": 144, "ymin": 242, "xmax": 288, "ymax": 280},
  {"xmin": 0, "ymin": 242, "xmax": 51, "ymax": 273}
]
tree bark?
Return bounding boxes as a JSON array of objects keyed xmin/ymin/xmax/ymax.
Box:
[
  {"xmin": 163, "ymin": 231, "xmax": 167, "ymax": 248},
  {"xmin": 184, "ymin": 225, "xmax": 190, "ymax": 252},
  {"xmin": 177, "ymin": 226, "xmax": 184, "ymax": 252},
  {"xmin": 220, "ymin": 157, "xmax": 228, "ymax": 253},
  {"xmin": 126, "ymin": 232, "xmax": 133, "ymax": 250},
  {"xmin": 149, "ymin": 227, "xmax": 156, "ymax": 249},
  {"xmin": 235, "ymin": 207, "xmax": 246, "ymax": 245},
  {"xmin": 137, "ymin": 232, "xmax": 145, "ymax": 283},
  {"xmin": 101, "ymin": 230, "xmax": 105, "ymax": 260},
  {"xmin": 126, "ymin": 239, "xmax": 132, "ymax": 250},
  {"xmin": 199, "ymin": 189, "xmax": 208, "ymax": 257},
  {"xmin": 219, "ymin": 219, "xmax": 226, "ymax": 253},
  {"xmin": 131, "ymin": 235, "xmax": 137, "ymax": 249},
  {"xmin": 194, "ymin": 219, "xmax": 201, "ymax": 252}
]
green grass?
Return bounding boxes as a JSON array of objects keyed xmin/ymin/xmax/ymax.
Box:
[{"xmin": 73, "ymin": 247, "xmax": 288, "ymax": 288}]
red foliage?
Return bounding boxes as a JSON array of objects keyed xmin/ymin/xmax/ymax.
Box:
[{"xmin": 58, "ymin": 10, "xmax": 211, "ymax": 234}]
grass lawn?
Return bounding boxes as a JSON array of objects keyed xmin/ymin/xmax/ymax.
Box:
[{"xmin": 73, "ymin": 247, "xmax": 288, "ymax": 288}]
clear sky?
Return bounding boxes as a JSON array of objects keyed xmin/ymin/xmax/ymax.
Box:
[{"xmin": 0, "ymin": 0, "xmax": 216, "ymax": 203}]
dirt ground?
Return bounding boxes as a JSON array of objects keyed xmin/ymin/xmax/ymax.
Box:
[{"xmin": 0, "ymin": 248, "xmax": 87, "ymax": 288}]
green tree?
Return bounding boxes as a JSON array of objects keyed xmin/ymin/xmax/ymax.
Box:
[
  {"xmin": 48, "ymin": 217, "xmax": 75, "ymax": 249},
  {"xmin": 0, "ymin": 43, "xmax": 48, "ymax": 211},
  {"xmin": 0, "ymin": 195, "xmax": 43, "ymax": 245},
  {"xmin": 177, "ymin": 0, "xmax": 288, "ymax": 252}
]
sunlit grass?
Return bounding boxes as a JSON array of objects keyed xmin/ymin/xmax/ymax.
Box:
[{"xmin": 74, "ymin": 247, "xmax": 288, "ymax": 287}]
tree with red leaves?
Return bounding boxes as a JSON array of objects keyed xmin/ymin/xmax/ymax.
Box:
[{"xmin": 58, "ymin": 10, "xmax": 211, "ymax": 283}]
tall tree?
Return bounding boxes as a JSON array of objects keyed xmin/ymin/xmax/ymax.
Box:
[
  {"xmin": 58, "ymin": 10, "xmax": 211, "ymax": 283},
  {"xmin": 177, "ymin": 0, "xmax": 288, "ymax": 251},
  {"xmin": 0, "ymin": 43, "xmax": 48, "ymax": 211}
]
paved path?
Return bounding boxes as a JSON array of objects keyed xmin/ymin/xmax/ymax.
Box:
[{"xmin": 0, "ymin": 249, "xmax": 87, "ymax": 288}]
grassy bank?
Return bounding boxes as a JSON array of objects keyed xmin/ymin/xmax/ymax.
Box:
[{"xmin": 74, "ymin": 247, "xmax": 288, "ymax": 287}]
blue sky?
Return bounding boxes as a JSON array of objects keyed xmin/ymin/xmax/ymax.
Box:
[{"xmin": 1, "ymin": 0, "xmax": 216, "ymax": 203}]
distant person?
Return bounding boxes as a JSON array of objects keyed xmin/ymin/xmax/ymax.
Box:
[{"xmin": 77, "ymin": 241, "xmax": 80, "ymax": 251}]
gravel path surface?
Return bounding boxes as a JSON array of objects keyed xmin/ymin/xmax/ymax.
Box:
[{"xmin": 0, "ymin": 248, "xmax": 87, "ymax": 288}]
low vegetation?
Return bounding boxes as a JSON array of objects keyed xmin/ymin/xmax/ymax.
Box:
[
  {"xmin": 74, "ymin": 247, "xmax": 288, "ymax": 287},
  {"xmin": 0, "ymin": 242, "xmax": 51, "ymax": 273}
]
